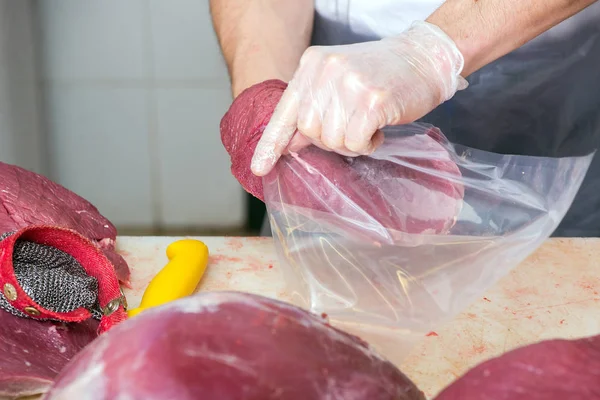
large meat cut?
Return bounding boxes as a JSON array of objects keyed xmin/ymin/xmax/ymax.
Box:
[
  {"xmin": 220, "ymin": 80, "xmax": 464, "ymax": 236},
  {"xmin": 0, "ymin": 162, "xmax": 130, "ymax": 285},
  {"xmin": 42, "ymin": 289, "xmax": 600, "ymax": 399},
  {"xmin": 0, "ymin": 162, "xmax": 128, "ymax": 398},
  {"xmin": 434, "ymin": 334, "xmax": 600, "ymax": 399},
  {"xmin": 0, "ymin": 312, "xmax": 97, "ymax": 399},
  {"xmin": 44, "ymin": 291, "xmax": 425, "ymax": 400}
]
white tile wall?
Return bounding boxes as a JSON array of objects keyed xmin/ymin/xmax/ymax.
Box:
[
  {"xmin": 38, "ymin": 1, "xmax": 147, "ymax": 80},
  {"xmin": 44, "ymin": 86, "xmax": 154, "ymax": 226},
  {"xmin": 155, "ymin": 87, "xmax": 243, "ymax": 227},
  {"xmin": 149, "ymin": 0, "xmax": 229, "ymax": 81},
  {"xmin": 36, "ymin": 0, "xmax": 245, "ymax": 230},
  {"xmin": 0, "ymin": 0, "xmax": 45, "ymax": 174}
]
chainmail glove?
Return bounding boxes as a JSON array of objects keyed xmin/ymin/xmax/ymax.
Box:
[{"xmin": 0, "ymin": 232, "xmax": 103, "ymax": 321}]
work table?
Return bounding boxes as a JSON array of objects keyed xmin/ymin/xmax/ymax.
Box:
[{"xmin": 117, "ymin": 236, "xmax": 600, "ymax": 399}]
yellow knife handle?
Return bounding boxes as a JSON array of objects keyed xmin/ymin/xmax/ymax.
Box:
[{"xmin": 127, "ymin": 239, "xmax": 209, "ymax": 317}]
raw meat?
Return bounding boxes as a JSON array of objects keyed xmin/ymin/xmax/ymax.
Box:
[
  {"xmin": 0, "ymin": 310, "xmax": 97, "ymax": 399},
  {"xmin": 0, "ymin": 162, "xmax": 130, "ymax": 285},
  {"xmin": 44, "ymin": 291, "xmax": 425, "ymax": 400},
  {"xmin": 434, "ymin": 335, "xmax": 600, "ymax": 399},
  {"xmin": 220, "ymin": 80, "xmax": 464, "ymax": 236}
]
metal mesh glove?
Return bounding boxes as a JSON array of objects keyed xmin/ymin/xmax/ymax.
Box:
[{"xmin": 0, "ymin": 232, "xmax": 102, "ymax": 320}]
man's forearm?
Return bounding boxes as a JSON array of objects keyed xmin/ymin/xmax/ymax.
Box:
[
  {"xmin": 210, "ymin": 0, "xmax": 314, "ymax": 98},
  {"xmin": 427, "ymin": 0, "xmax": 597, "ymax": 76}
]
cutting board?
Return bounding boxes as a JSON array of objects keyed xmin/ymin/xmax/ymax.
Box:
[
  {"xmin": 116, "ymin": 236, "xmax": 600, "ymax": 399},
  {"xmin": 402, "ymin": 238, "xmax": 600, "ymax": 397}
]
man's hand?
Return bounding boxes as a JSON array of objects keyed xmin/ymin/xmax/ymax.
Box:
[{"xmin": 250, "ymin": 22, "xmax": 467, "ymax": 176}]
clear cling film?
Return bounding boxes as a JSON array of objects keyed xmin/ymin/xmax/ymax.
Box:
[{"xmin": 264, "ymin": 123, "xmax": 593, "ymax": 364}]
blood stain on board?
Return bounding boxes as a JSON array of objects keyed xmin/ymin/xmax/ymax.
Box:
[
  {"xmin": 225, "ymin": 237, "xmax": 244, "ymax": 251},
  {"xmin": 512, "ymin": 287, "xmax": 537, "ymax": 296},
  {"xmin": 483, "ymin": 297, "xmax": 491, "ymax": 302},
  {"xmin": 559, "ymin": 319, "xmax": 565, "ymax": 325},
  {"xmin": 237, "ymin": 256, "xmax": 265, "ymax": 273},
  {"xmin": 425, "ymin": 331, "xmax": 439, "ymax": 337},
  {"xmin": 246, "ymin": 236, "xmax": 270, "ymax": 243},
  {"xmin": 461, "ymin": 344, "xmax": 487, "ymax": 358},
  {"xmin": 276, "ymin": 290, "xmax": 293, "ymax": 302},
  {"xmin": 117, "ymin": 250, "xmax": 131, "ymax": 257},
  {"xmin": 209, "ymin": 255, "xmax": 242, "ymax": 265}
]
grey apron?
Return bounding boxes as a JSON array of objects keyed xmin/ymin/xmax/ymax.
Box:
[{"xmin": 261, "ymin": 1, "xmax": 600, "ymax": 237}]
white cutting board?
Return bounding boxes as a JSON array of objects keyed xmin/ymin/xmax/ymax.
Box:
[{"xmin": 117, "ymin": 236, "xmax": 600, "ymax": 399}]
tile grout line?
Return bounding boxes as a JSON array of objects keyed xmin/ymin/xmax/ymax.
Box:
[
  {"xmin": 142, "ymin": 0, "xmax": 164, "ymax": 232},
  {"xmin": 37, "ymin": 78, "xmax": 231, "ymax": 89}
]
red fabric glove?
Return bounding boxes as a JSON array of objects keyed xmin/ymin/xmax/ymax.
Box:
[
  {"xmin": 220, "ymin": 80, "xmax": 464, "ymax": 236},
  {"xmin": 0, "ymin": 226, "xmax": 127, "ymax": 333}
]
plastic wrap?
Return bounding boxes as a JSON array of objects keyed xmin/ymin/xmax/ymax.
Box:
[
  {"xmin": 311, "ymin": 2, "xmax": 600, "ymax": 237},
  {"xmin": 263, "ymin": 123, "xmax": 593, "ymax": 364}
]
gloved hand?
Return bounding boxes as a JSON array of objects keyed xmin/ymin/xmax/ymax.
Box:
[
  {"xmin": 251, "ymin": 21, "xmax": 468, "ymax": 176},
  {"xmin": 220, "ymin": 79, "xmax": 464, "ymax": 239}
]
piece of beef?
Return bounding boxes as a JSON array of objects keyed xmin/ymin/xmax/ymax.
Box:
[
  {"xmin": 220, "ymin": 80, "xmax": 464, "ymax": 237},
  {"xmin": 434, "ymin": 335, "xmax": 600, "ymax": 399},
  {"xmin": 0, "ymin": 162, "xmax": 130, "ymax": 285},
  {"xmin": 44, "ymin": 291, "xmax": 425, "ymax": 400},
  {"xmin": 0, "ymin": 310, "xmax": 98, "ymax": 399}
]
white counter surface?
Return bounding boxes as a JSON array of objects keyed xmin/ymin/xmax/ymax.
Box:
[{"xmin": 118, "ymin": 236, "xmax": 600, "ymax": 399}]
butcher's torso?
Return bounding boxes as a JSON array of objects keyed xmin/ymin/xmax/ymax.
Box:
[{"xmin": 309, "ymin": 0, "xmax": 600, "ymax": 236}]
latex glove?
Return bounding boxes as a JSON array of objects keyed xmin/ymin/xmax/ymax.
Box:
[{"xmin": 251, "ymin": 21, "xmax": 468, "ymax": 176}]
